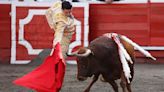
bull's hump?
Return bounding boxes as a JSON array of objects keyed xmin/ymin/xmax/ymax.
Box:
[
  {"xmin": 89, "ymin": 36, "xmax": 118, "ymax": 57},
  {"xmin": 90, "ymin": 36, "xmax": 116, "ymax": 48}
]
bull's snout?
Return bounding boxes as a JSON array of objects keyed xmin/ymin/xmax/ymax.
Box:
[{"xmin": 77, "ymin": 76, "xmax": 87, "ymax": 81}]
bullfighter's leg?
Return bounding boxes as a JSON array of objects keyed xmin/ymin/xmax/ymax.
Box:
[
  {"xmin": 84, "ymin": 75, "xmax": 99, "ymax": 92},
  {"xmin": 60, "ymin": 35, "xmax": 71, "ymax": 59}
]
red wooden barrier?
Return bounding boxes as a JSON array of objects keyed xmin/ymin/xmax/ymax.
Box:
[
  {"xmin": 0, "ymin": 1, "xmax": 164, "ymax": 64},
  {"xmin": 150, "ymin": 3, "xmax": 164, "ymax": 46},
  {"xmin": 0, "ymin": 3, "xmax": 11, "ymax": 63},
  {"xmin": 89, "ymin": 4, "xmax": 150, "ymax": 45},
  {"xmin": 89, "ymin": 2, "xmax": 164, "ymax": 59}
]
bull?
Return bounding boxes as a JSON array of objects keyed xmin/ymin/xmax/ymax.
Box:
[{"xmin": 67, "ymin": 33, "xmax": 155, "ymax": 92}]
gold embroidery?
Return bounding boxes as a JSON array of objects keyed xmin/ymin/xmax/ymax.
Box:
[
  {"xmin": 52, "ymin": 1, "xmax": 61, "ymax": 8},
  {"xmin": 46, "ymin": 1, "xmax": 75, "ymax": 59},
  {"xmin": 53, "ymin": 13, "xmax": 68, "ymax": 24}
]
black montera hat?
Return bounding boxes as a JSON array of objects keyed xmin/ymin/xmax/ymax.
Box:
[{"xmin": 62, "ymin": 1, "xmax": 72, "ymax": 10}]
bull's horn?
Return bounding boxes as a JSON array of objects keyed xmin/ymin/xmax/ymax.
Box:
[
  {"xmin": 66, "ymin": 51, "xmax": 79, "ymax": 57},
  {"xmin": 77, "ymin": 48, "xmax": 92, "ymax": 57},
  {"xmin": 67, "ymin": 48, "xmax": 92, "ymax": 57}
]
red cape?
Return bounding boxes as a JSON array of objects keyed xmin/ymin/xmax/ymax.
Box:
[{"xmin": 13, "ymin": 43, "xmax": 66, "ymax": 92}]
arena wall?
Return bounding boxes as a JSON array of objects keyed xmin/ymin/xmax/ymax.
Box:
[{"xmin": 0, "ymin": 0, "xmax": 164, "ymax": 64}]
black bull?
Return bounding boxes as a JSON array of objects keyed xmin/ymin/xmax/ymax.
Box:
[{"xmin": 67, "ymin": 36, "xmax": 135, "ymax": 92}]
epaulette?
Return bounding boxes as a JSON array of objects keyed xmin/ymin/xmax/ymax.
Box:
[{"xmin": 52, "ymin": 1, "xmax": 62, "ymax": 9}]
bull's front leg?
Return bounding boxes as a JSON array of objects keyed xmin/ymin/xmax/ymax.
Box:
[{"xmin": 84, "ymin": 75, "xmax": 99, "ymax": 92}]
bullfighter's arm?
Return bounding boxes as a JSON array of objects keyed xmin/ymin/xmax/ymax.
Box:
[
  {"xmin": 53, "ymin": 21, "xmax": 66, "ymax": 47},
  {"xmin": 45, "ymin": 8, "xmax": 54, "ymax": 29},
  {"xmin": 50, "ymin": 21, "xmax": 66, "ymax": 56}
]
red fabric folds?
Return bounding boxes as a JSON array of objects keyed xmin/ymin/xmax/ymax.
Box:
[{"xmin": 13, "ymin": 43, "xmax": 66, "ymax": 92}]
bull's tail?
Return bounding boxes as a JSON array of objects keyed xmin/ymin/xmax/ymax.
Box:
[{"xmin": 120, "ymin": 36, "xmax": 156, "ymax": 61}]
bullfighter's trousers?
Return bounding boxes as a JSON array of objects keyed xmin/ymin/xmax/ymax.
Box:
[{"xmin": 60, "ymin": 33, "xmax": 73, "ymax": 59}]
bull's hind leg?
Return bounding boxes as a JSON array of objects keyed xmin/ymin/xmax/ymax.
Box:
[
  {"xmin": 102, "ymin": 74, "xmax": 118, "ymax": 92},
  {"xmin": 84, "ymin": 75, "xmax": 99, "ymax": 92},
  {"xmin": 127, "ymin": 61, "xmax": 134, "ymax": 92},
  {"xmin": 120, "ymin": 72, "xmax": 132, "ymax": 92},
  {"xmin": 120, "ymin": 81, "xmax": 132, "ymax": 92},
  {"xmin": 120, "ymin": 72, "xmax": 127, "ymax": 92},
  {"xmin": 107, "ymin": 80, "xmax": 119, "ymax": 92},
  {"xmin": 120, "ymin": 80, "xmax": 126, "ymax": 92},
  {"xmin": 127, "ymin": 84, "xmax": 132, "ymax": 92}
]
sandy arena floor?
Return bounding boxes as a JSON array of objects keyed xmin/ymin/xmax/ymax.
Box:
[{"xmin": 0, "ymin": 62, "xmax": 164, "ymax": 92}]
